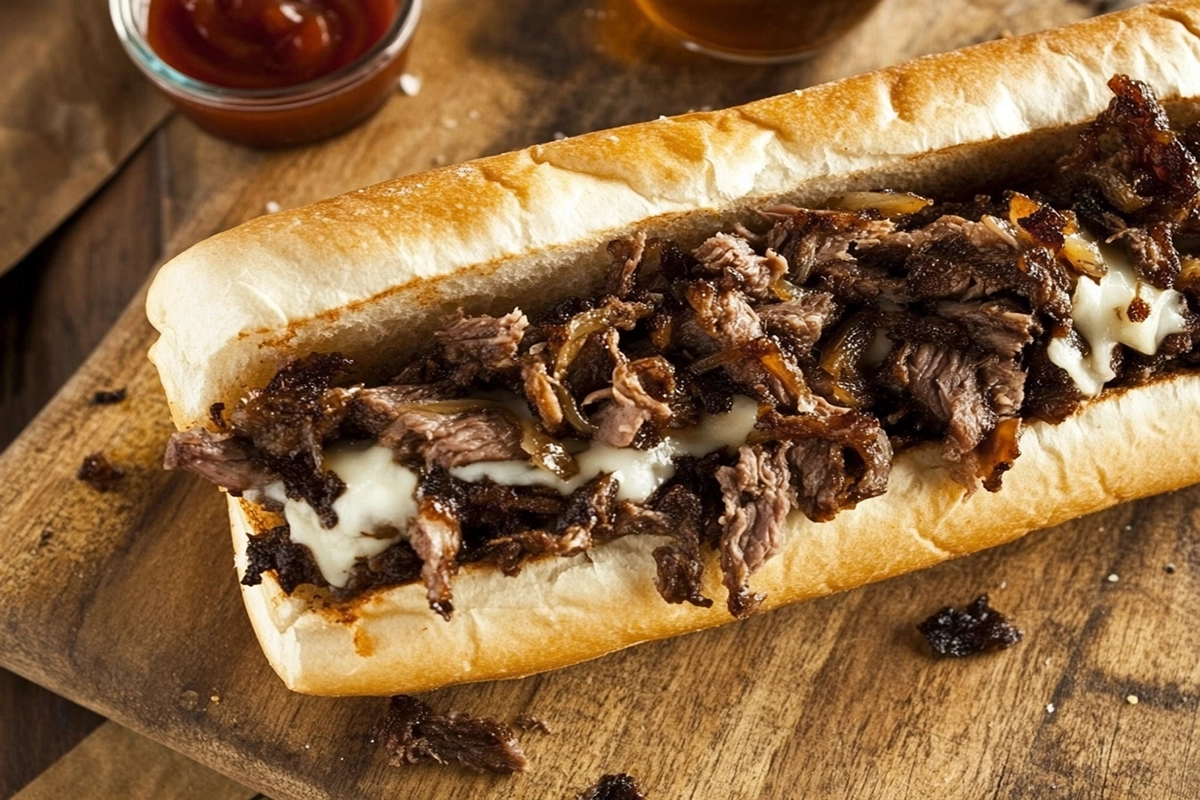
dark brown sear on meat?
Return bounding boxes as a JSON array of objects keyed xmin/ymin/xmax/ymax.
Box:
[{"xmin": 165, "ymin": 75, "xmax": 1200, "ymax": 620}]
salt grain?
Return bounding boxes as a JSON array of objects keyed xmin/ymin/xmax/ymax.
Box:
[
  {"xmin": 265, "ymin": 201, "xmax": 281, "ymax": 214},
  {"xmin": 1107, "ymin": 573, "xmax": 1120, "ymax": 583},
  {"xmin": 553, "ymin": 131, "xmax": 567, "ymax": 140},
  {"xmin": 442, "ymin": 118, "xmax": 459, "ymax": 129},
  {"xmin": 1046, "ymin": 703, "xmax": 1056, "ymax": 714},
  {"xmin": 398, "ymin": 73, "xmax": 422, "ymax": 96}
]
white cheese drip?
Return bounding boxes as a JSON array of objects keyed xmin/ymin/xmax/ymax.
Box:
[
  {"xmin": 282, "ymin": 397, "xmax": 761, "ymax": 587},
  {"xmin": 284, "ymin": 443, "xmax": 418, "ymax": 588},
  {"xmin": 450, "ymin": 395, "xmax": 761, "ymax": 502},
  {"xmin": 1048, "ymin": 243, "xmax": 1188, "ymax": 397}
]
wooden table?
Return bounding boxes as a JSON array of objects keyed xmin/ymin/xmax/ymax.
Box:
[{"xmin": 2, "ymin": 1, "xmax": 1190, "ymax": 798}]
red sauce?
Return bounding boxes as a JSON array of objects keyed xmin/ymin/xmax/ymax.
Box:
[
  {"xmin": 140, "ymin": 0, "xmax": 416, "ymax": 147},
  {"xmin": 146, "ymin": 0, "xmax": 399, "ymax": 89}
]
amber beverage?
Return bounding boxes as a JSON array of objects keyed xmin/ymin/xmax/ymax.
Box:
[{"xmin": 634, "ymin": 0, "xmax": 882, "ymax": 62}]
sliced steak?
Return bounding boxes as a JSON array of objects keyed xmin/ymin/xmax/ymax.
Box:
[{"xmin": 716, "ymin": 443, "xmax": 794, "ymax": 618}]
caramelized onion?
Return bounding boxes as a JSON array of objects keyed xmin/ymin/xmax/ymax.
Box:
[
  {"xmin": 552, "ymin": 300, "xmax": 653, "ymax": 378},
  {"xmin": 818, "ymin": 313, "xmax": 881, "ymax": 409},
  {"xmin": 825, "ymin": 191, "xmax": 933, "ymax": 218},
  {"xmin": 519, "ymin": 420, "xmax": 579, "ymax": 480}
]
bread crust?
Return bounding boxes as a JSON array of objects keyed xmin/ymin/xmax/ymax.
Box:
[{"xmin": 147, "ymin": 3, "xmax": 1200, "ymax": 695}]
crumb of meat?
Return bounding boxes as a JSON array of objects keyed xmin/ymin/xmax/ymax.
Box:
[
  {"xmin": 579, "ymin": 773, "xmax": 648, "ymax": 800},
  {"xmin": 91, "ymin": 387, "xmax": 127, "ymax": 404},
  {"xmin": 917, "ymin": 594, "xmax": 1022, "ymax": 657},
  {"xmin": 77, "ymin": 453, "xmax": 125, "ymax": 492},
  {"xmin": 37, "ymin": 529, "xmax": 53, "ymax": 547},
  {"xmin": 379, "ymin": 695, "xmax": 527, "ymax": 774},
  {"xmin": 514, "ymin": 715, "xmax": 554, "ymax": 734}
]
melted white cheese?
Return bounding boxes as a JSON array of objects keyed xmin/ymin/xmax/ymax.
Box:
[
  {"xmin": 282, "ymin": 397, "xmax": 761, "ymax": 586},
  {"xmin": 284, "ymin": 443, "xmax": 418, "ymax": 588},
  {"xmin": 1048, "ymin": 243, "xmax": 1188, "ymax": 397},
  {"xmin": 450, "ymin": 395, "xmax": 761, "ymax": 502}
]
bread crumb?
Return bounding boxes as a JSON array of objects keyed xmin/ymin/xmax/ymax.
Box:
[
  {"xmin": 398, "ymin": 73, "xmax": 422, "ymax": 96},
  {"xmin": 210, "ymin": 695, "xmax": 221, "ymax": 703},
  {"xmin": 467, "ymin": 108, "xmax": 481, "ymax": 120},
  {"xmin": 1107, "ymin": 573, "xmax": 1120, "ymax": 583},
  {"xmin": 1126, "ymin": 694, "xmax": 1139, "ymax": 705},
  {"xmin": 441, "ymin": 118, "xmax": 459, "ymax": 129},
  {"xmin": 553, "ymin": 131, "xmax": 566, "ymax": 140},
  {"xmin": 1046, "ymin": 703, "xmax": 1055, "ymax": 714},
  {"xmin": 265, "ymin": 201, "xmax": 281, "ymax": 214}
]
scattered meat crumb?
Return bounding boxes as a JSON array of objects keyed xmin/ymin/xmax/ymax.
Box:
[
  {"xmin": 264, "ymin": 201, "xmax": 281, "ymax": 214},
  {"xmin": 379, "ymin": 695, "xmax": 527, "ymax": 774},
  {"xmin": 91, "ymin": 387, "xmax": 127, "ymax": 405},
  {"xmin": 579, "ymin": 773, "xmax": 647, "ymax": 800},
  {"xmin": 917, "ymin": 594, "xmax": 1023, "ymax": 657},
  {"xmin": 398, "ymin": 73, "xmax": 422, "ymax": 96},
  {"xmin": 1126, "ymin": 694, "xmax": 1139, "ymax": 705},
  {"xmin": 37, "ymin": 529, "xmax": 53, "ymax": 548},
  {"xmin": 77, "ymin": 453, "xmax": 125, "ymax": 492},
  {"xmin": 1107, "ymin": 573, "xmax": 1120, "ymax": 583},
  {"xmin": 515, "ymin": 715, "xmax": 554, "ymax": 734},
  {"xmin": 1166, "ymin": 563, "xmax": 1177, "ymax": 574}
]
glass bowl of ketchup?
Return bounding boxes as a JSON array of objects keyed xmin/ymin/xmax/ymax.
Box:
[{"xmin": 110, "ymin": 0, "xmax": 421, "ymax": 147}]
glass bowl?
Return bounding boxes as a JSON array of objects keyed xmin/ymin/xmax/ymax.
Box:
[{"xmin": 109, "ymin": 0, "xmax": 422, "ymax": 147}]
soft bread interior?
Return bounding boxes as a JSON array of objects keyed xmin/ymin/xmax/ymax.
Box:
[{"xmin": 234, "ymin": 375, "xmax": 1200, "ymax": 696}]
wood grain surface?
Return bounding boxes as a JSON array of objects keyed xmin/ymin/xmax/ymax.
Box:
[{"xmin": 3, "ymin": 1, "xmax": 1195, "ymax": 798}]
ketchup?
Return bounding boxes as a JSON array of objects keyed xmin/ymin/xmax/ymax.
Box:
[
  {"xmin": 146, "ymin": 0, "xmax": 399, "ymax": 89},
  {"xmin": 136, "ymin": 0, "xmax": 418, "ymax": 147}
]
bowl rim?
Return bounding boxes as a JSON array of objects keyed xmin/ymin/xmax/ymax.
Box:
[{"xmin": 109, "ymin": 0, "xmax": 422, "ymax": 110}]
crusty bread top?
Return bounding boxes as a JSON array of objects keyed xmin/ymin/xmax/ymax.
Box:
[{"xmin": 147, "ymin": 2, "xmax": 1200, "ymax": 430}]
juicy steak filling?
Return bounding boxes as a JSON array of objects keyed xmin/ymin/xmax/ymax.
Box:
[{"xmin": 166, "ymin": 75, "xmax": 1200, "ymax": 618}]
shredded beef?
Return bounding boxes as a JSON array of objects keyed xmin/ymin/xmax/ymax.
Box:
[
  {"xmin": 580, "ymin": 774, "xmax": 648, "ymax": 800},
  {"xmin": 164, "ymin": 429, "xmax": 279, "ymax": 498},
  {"xmin": 379, "ymin": 407, "xmax": 524, "ymax": 468},
  {"xmin": 436, "ymin": 309, "xmax": 529, "ymax": 377},
  {"xmin": 1060, "ymin": 74, "xmax": 1200, "ymax": 225},
  {"xmin": 757, "ymin": 408, "xmax": 891, "ymax": 520},
  {"xmin": 242, "ymin": 525, "xmax": 326, "ymax": 593},
  {"xmin": 229, "ymin": 352, "xmax": 352, "ymax": 461},
  {"xmin": 91, "ymin": 387, "xmax": 127, "ymax": 404},
  {"xmin": 77, "ymin": 452, "xmax": 124, "ymax": 492},
  {"xmin": 917, "ymin": 594, "xmax": 1023, "ymax": 657},
  {"xmin": 693, "ymin": 231, "xmax": 787, "ymax": 299},
  {"xmin": 716, "ymin": 444, "xmax": 794, "ymax": 617},
  {"xmin": 607, "ymin": 233, "xmax": 648, "ymax": 298},
  {"xmin": 379, "ymin": 695, "xmax": 527, "ymax": 774},
  {"xmin": 408, "ymin": 496, "xmax": 461, "ymax": 619},
  {"xmin": 933, "ymin": 299, "xmax": 1038, "ymax": 358},
  {"xmin": 757, "ymin": 291, "xmax": 839, "ymax": 351}
]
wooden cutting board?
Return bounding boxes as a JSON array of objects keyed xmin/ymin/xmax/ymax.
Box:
[{"xmin": 3, "ymin": 1, "xmax": 1198, "ymax": 798}]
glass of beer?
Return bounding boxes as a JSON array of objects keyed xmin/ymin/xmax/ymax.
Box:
[{"xmin": 634, "ymin": 0, "xmax": 883, "ymax": 63}]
